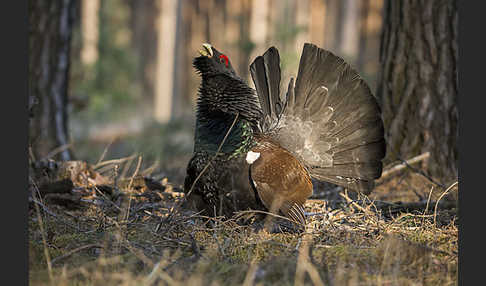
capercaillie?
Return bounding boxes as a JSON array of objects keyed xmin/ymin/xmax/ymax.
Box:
[{"xmin": 183, "ymin": 43, "xmax": 386, "ymax": 226}]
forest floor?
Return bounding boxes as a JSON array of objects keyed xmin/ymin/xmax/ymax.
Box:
[{"xmin": 28, "ymin": 136, "xmax": 458, "ymax": 285}]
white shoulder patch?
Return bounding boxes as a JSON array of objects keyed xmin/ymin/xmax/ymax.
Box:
[{"xmin": 246, "ymin": 151, "xmax": 261, "ymax": 164}]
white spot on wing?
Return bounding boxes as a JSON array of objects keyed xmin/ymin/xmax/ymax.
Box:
[{"xmin": 246, "ymin": 151, "xmax": 260, "ymax": 164}]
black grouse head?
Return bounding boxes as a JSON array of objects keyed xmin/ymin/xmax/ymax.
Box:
[{"xmin": 193, "ymin": 43, "xmax": 238, "ymax": 78}]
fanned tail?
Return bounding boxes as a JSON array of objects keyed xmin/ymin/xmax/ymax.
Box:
[
  {"xmin": 250, "ymin": 43, "xmax": 386, "ymax": 194},
  {"xmin": 250, "ymin": 47, "xmax": 283, "ymax": 131}
]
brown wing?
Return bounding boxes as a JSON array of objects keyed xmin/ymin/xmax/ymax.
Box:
[{"xmin": 249, "ymin": 134, "xmax": 313, "ymax": 225}]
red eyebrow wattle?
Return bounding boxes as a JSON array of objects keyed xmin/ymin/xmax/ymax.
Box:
[{"xmin": 219, "ymin": 54, "xmax": 229, "ymax": 67}]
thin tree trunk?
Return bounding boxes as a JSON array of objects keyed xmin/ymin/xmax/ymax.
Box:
[
  {"xmin": 80, "ymin": 0, "xmax": 99, "ymax": 65},
  {"xmin": 340, "ymin": 0, "xmax": 360, "ymax": 59},
  {"xmin": 323, "ymin": 0, "xmax": 338, "ymax": 50},
  {"xmin": 238, "ymin": 0, "xmax": 253, "ymax": 82},
  {"xmin": 171, "ymin": 0, "xmax": 186, "ymax": 118},
  {"xmin": 331, "ymin": 0, "xmax": 346, "ymax": 52},
  {"xmin": 249, "ymin": 0, "xmax": 270, "ymax": 62},
  {"xmin": 357, "ymin": 0, "xmax": 370, "ymax": 73},
  {"xmin": 29, "ymin": 0, "xmax": 76, "ymax": 161},
  {"xmin": 154, "ymin": 0, "xmax": 178, "ymax": 123},
  {"xmin": 293, "ymin": 0, "xmax": 310, "ymax": 54},
  {"xmin": 225, "ymin": 0, "xmax": 243, "ymax": 76},
  {"xmin": 186, "ymin": 1, "xmax": 205, "ymax": 105},
  {"xmin": 376, "ymin": 0, "xmax": 458, "ymax": 182},
  {"xmin": 207, "ymin": 0, "xmax": 225, "ymax": 49},
  {"xmin": 129, "ymin": 0, "xmax": 158, "ymax": 100},
  {"xmin": 179, "ymin": 0, "xmax": 197, "ymax": 112},
  {"xmin": 309, "ymin": 0, "xmax": 326, "ymax": 48}
]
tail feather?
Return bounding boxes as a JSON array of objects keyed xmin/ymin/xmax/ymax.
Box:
[
  {"xmin": 328, "ymin": 115, "xmax": 384, "ymax": 146},
  {"xmin": 250, "ymin": 43, "xmax": 386, "ymax": 194},
  {"xmin": 250, "ymin": 47, "xmax": 282, "ymax": 130},
  {"xmin": 284, "ymin": 77, "xmax": 295, "ymax": 114},
  {"xmin": 281, "ymin": 201, "xmax": 306, "ymax": 226},
  {"xmin": 311, "ymin": 161, "xmax": 383, "ymax": 178},
  {"xmin": 332, "ymin": 140, "xmax": 386, "ymax": 165},
  {"xmin": 311, "ymin": 174, "xmax": 375, "ymax": 194}
]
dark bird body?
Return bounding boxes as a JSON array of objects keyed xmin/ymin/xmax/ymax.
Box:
[{"xmin": 184, "ymin": 43, "xmax": 385, "ymax": 225}]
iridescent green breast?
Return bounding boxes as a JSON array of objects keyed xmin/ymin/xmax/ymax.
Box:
[{"xmin": 194, "ymin": 118, "xmax": 256, "ymax": 160}]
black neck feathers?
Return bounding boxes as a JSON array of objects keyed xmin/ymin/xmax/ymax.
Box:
[{"xmin": 196, "ymin": 74, "xmax": 261, "ymax": 126}]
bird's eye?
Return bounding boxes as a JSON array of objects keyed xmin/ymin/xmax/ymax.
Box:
[{"xmin": 219, "ymin": 54, "xmax": 229, "ymax": 67}]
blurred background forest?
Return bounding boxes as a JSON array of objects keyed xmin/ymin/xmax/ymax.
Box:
[{"xmin": 28, "ymin": 0, "xmax": 458, "ymax": 188}]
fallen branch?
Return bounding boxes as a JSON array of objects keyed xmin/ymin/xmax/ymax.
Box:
[
  {"xmin": 379, "ymin": 152, "xmax": 430, "ymax": 179},
  {"xmin": 339, "ymin": 192, "xmax": 373, "ymax": 216}
]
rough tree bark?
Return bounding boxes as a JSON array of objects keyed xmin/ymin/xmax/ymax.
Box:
[
  {"xmin": 29, "ymin": 0, "xmax": 76, "ymax": 161},
  {"xmin": 376, "ymin": 0, "xmax": 458, "ymax": 182}
]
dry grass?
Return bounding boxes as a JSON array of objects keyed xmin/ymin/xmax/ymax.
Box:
[{"xmin": 28, "ymin": 156, "xmax": 458, "ymax": 286}]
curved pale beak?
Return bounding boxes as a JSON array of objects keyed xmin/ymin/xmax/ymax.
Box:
[{"xmin": 199, "ymin": 43, "xmax": 213, "ymax": 58}]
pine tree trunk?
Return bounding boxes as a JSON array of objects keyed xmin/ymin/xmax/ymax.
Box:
[
  {"xmin": 376, "ymin": 0, "xmax": 458, "ymax": 182},
  {"xmin": 154, "ymin": 0, "xmax": 178, "ymax": 123},
  {"xmin": 339, "ymin": 0, "xmax": 359, "ymax": 59},
  {"xmin": 322, "ymin": 0, "xmax": 338, "ymax": 51},
  {"xmin": 293, "ymin": 0, "xmax": 310, "ymax": 54},
  {"xmin": 237, "ymin": 0, "xmax": 253, "ymax": 82},
  {"xmin": 29, "ymin": 0, "xmax": 76, "ymax": 161},
  {"xmin": 129, "ymin": 0, "xmax": 158, "ymax": 101},
  {"xmin": 249, "ymin": 0, "xmax": 270, "ymax": 61},
  {"xmin": 225, "ymin": 0, "xmax": 243, "ymax": 76},
  {"xmin": 357, "ymin": 0, "xmax": 370, "ymax": 72},
  {"xmin": 80, "ymin": 0, "xmax": 99, "ymax": 65},
  {"xmin": 309, "ymin": 0, "xmax": 326, "ymax": 48}
]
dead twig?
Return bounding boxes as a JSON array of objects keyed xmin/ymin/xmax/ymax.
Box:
[
  {"xmin": 120, "ymin": 153, "xmax": 136, "ymax": 179},
  {"xmin": 339, "ymin": 192, "xmax": 373, "ymax": 216},
  {"xmin": 94, "ymin": 154, "xmax": 137, "ymax": 170},
  {"xmin": 422, "ymin": 186, "xmax": 434, "ymax": 226},
  {"xmin": 434, "ymin": 181, "xmax": 458, "ymax": 226},
  {"xmin": 164, "ymin": 113, "xmax": 240, "ymax": 223},
  {"xmin": 125, "ymin": 156, "xmax": 143, "ymax": 221},
  {"xmin": 141, "ymin": 160, "xmax": 160, "ymax": 177},
  {"xmin": 30, "ymin": 180, "xmax": 54, "ymax": 281},
  {"xmin": 51, "ymin": 244, "xmax": 104, "ymax": 265},
  {"xmin": 96, "ymin": 139, "xmax": 115, "ymax": 166},
  {"xmin": 186, "ymin": 112, "xmax": 240, "ymax": 198},
  {"xmin": 397, "ymin": 155, "xmax": 445, "ymax": 188},
  {"xmin": 380, "ymin": 152, "xmax": 430, "ymax": 179},
  {"xmin": 42, "ymin": 143, "xmax": 73, "ymax": 161}
]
